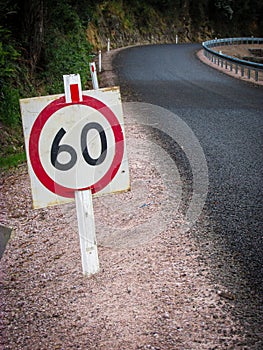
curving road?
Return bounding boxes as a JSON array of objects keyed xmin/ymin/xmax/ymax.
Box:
[{"xmin": 114, "ymin": 43, "xmax": 263, "ymax": 316}]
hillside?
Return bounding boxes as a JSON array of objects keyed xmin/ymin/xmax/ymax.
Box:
[{"xmin": 86, "ymin": 1, "xmax": 263, "ymax": 51}]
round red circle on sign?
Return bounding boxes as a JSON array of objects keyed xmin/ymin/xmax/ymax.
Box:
[{"xmin": 29, "ymin": 95, "xmax": 124, "ymax": 198}]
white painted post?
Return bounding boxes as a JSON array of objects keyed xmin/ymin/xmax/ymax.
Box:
[
  {"xmin": 63, "ymin": 74, "xmax": 99, "ymax": 276},
  {"xmin": 75, "ymin": 190, "xmax": 99, "ymax": 276},
  {"xmin": 98, "ymin": 50, "xmax": 102, "ymax": 73},
  {"xmin": 107, "ymin": 38, "xmax": 110, "ymax": 52},
  {"xmin": 63, "ymin": 74, "xmax": 83, "ymax": 103},
  {"xmin": 89, "ymin": 62, "xmax": 99, "ymax": 90},
  {"xmin": 176, "ymin": 35, "xmax": 178, "ymax": 44}
]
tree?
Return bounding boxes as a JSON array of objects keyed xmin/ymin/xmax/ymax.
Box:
[{"xmin": 20, "ymin": 0, "xmax": 44, "ymax": 73}]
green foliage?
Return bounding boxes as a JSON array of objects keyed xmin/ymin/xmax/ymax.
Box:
[
  {"xmin": 0, "ymin": 84, "xmax": 20, "ymax": 125},
  {"xmin": 0, "ymin": 121, "xmax": 25, "ymax": 169},
  {"xmin": 0, "ymin": 0, "xmax": 94, "ymax": 168},
  {"xmin": 41, "ymin": 1, "xmax": 94, "ymax": 93},
  {"xmin": 43, "ymin": 29, "xmax": 92, "ymax": 94},
  {"xmin": 0, "ymin": 27, "xmax": 21, "ymax": 126},
  {"xmin": 0, "ymin": 151, "xmax": 26, "ymax": 169},
  {"xmin": 0, "ymin": 27, "xmax": 20, "ymax": 81}
]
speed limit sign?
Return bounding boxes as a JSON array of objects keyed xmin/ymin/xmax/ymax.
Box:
[{"xmin": 20, "ymin": 86, "xmax": 130, "ymax": 209}]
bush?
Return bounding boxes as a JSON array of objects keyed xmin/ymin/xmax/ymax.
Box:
[
  {"xmin": 43, "ymin": 28, "xmax": 92, "ymax": 94},
  {"xmin": 0, "ymin": 4, "xmax": 94, "ymax": 168},
  {"xmin": 0, "ymin": 84, "xmax": 20, "ymax": 126},
  {"xmin": 0, "ymin": 27, "xmax": 21, "ymax": 126},
  {"xmin": 0, "ymin": 27, "xmax": 20, "ymax": 82}
]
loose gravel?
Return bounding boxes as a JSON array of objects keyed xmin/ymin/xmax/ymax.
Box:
[{"xmin": 0, "ymin": 143, "xmax": 255, "ymax": 350}]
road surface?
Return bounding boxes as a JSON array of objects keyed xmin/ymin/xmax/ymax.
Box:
[{"xmin": 114, "ymin": 43, "xmax": 263, "ymax": 317}]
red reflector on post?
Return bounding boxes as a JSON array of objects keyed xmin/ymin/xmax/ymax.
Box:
[{"xmin": 70, "ymin": 84, "xmax": 80, "ymax": 103}]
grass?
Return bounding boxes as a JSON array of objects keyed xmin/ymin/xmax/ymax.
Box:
[{"xmin": 0, "ymin": 152, "xmax": 26, "ymax": 169}]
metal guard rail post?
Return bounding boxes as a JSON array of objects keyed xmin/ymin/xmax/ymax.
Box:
[{"xmin": 202, "ymin": 37, "xmax": 263, "ymax": 82}]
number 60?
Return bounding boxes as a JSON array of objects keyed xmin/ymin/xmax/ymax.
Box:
[{"xmin": 51, "ymin": 122, "xmax": 107, "ymax": 171}]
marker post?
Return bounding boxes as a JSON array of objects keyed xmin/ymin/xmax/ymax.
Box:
[
  {"xmin": 89, "ymin": 62, "xmax": 99, "ymax": 90},
  {"xmin": 98, "ymin": 50, "xmax": 102, "ymax": 73},
  {"xmin": 63, "ymin": 74, "xmax": 99, "ymax": 276}
]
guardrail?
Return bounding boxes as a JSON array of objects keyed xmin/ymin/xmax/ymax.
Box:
[{"xmin": 202, "ymin": 37, "xmax": 263, "ymax": 82}]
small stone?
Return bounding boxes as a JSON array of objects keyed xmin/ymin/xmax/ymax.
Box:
[{"xmin": 218, "ymin": 290, "xmax": 235, "ymax": 300}]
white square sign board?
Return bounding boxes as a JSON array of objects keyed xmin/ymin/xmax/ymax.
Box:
[{"xmin": 20, "ymin": 87, "xmax": 130, "ymax": 209}]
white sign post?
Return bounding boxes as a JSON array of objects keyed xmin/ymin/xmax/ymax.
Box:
[
  {"xmin": 75, "ymin": 183, "xmax": 99, "ymax": 275},
  {"xmin": 20, "ymin": 75, "xmax": 130, "ymax": 276},
  {"xmin": 98, "ymin": 50, "xmax": 102, "ymax": 73},
  {"xmin": 63, "ymin": 74, "xmax": 99, "ymax": 275}
]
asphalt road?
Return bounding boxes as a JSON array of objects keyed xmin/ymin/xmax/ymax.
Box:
[{"xmin": 114, "ymin": 44, "xmax": 263, "ymax": 299}]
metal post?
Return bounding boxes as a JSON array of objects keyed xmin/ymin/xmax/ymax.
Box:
[{"xmin": 255, "ymin": 70, "xmax": 258, "ymax": 81}]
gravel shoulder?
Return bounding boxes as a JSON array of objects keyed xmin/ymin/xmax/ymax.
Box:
[{"xmin": 0, "ymin": 47, "xmax": 262, "ymax": 349}]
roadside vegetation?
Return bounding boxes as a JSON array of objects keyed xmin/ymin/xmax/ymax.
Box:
[
  {"xmin": 0, "ymin": 0, "xmax": 94, "ymax": 168},
  {"xmin": 0, "ymin": 0, "xmax": 262, "ymax": 168}
]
